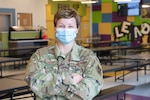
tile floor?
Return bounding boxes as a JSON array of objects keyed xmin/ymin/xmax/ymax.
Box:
[
  {"xmin": 103, "ymin": 67, "xmax": 150, "ymax": 100},
  {"xmin": 2, "ymin": 64, "xmax": 150, "ymax": 100}
]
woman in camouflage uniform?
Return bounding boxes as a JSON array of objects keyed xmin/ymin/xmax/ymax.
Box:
[{"xmin": 24, "ymin": 7, "xmax": 103, "ymax": 100}]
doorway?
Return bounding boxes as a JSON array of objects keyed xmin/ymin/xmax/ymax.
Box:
[{"xmin": 0, "ymin": 13, "xmax": 12, "ymax": 32}]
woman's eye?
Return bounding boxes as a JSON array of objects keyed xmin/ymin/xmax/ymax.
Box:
[
  {"xmin": 69, "ymin": 26, "xmax": 74, "ymax": 28},
  {"xmin": 58, "ymin": 26, "xmax": 65, "ymax": 28}
]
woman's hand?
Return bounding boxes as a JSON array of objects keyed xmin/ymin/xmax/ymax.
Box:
[
  {"xmin": 71, "ymin": 73, "xmax": 83, "ymax": 84},
  {"xmin": 62, "ymin": 73, "xmax": 83, "ymax": 85}
]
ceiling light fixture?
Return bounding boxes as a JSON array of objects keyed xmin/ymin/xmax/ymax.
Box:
[
  {"xmin": 81, "ymin": 0, "xmax": 98, "ymax": 4},
  {"xmin": 52, "ymin": 0, "xmax": 98, "ymax": 4},
  {"xmin": 142, "ymin": 4, "xmax": 150, "ymax": 8},
  {"xmin": 52, "ymin": 0, "xmax": 67, "ymax": 1},
  {"xmin": 114, "ymin": 0, "xmax": 132, "ymax": 2}
]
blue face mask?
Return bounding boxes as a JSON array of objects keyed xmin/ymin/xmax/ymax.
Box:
[{"xmin": 56, "ymin": 28, "xmax": 77, "ymax": 44}]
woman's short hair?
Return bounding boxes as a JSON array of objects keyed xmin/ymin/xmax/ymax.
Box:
[{"xmin": 54, "ymin": 8, "xmax": 80, "ymax": 28}]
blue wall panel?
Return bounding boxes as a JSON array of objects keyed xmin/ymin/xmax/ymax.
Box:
[
  {"xmin": 102, "ymin": 13, "xmax": 112, "ymax": 22},
  {"xmin": 92, "ymin": 23, "xmax": 98, "ymax": 34}
]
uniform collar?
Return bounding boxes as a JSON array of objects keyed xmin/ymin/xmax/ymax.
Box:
[{"xmin": 54, "ymin": 43, "xmax": 80, "ymax": 61}]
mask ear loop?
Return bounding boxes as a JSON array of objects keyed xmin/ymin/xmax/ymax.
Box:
[{"xmin": 75, "ymin": 28, "xmax": 79, "ymax": 34}]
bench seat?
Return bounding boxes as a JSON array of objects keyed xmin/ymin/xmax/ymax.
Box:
[{"xmin": 102, "ymin": 60, "xmax": 150, "ymax": 81}]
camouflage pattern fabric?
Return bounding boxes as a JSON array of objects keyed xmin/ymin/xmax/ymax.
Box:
[{"xmin": 24, "ymin": 43, "xmax": 103, "ymax": 100}]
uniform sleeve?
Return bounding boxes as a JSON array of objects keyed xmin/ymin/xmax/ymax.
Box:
[
  {"xmin": 63, "ymin": 53, "xmax": 103, "ymax": 100},
  {"xmin": 24, "ymin": 49, "xmax": 76, "ymax": 99}
]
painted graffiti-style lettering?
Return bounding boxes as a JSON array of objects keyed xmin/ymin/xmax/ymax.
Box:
[
  {"xmin": 121, "ymin": 21, "xmax": 131, "ymax": 34},
  {"xmin": 114, "ymin": 27, "xmax": 124, "ymax": 37},
  {"xmin": 114, "ymin": 21, "xmax": 150, "ymax": 41},
  {"xmin": 141, "ymin": 23, "xmax": 150, "ymax": 35},
  {"xmin": 134, "ymin": 26, "xmax": 142, "ymax": 38}
]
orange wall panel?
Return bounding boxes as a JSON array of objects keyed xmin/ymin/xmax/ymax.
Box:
[
  {"xmin": 98, "ymin": 23, "xmax": 111, "ymax": 34},
  {"xmin": 127, "ymin": 16, "xmax": 134, "ymax": 22},
  {"xmin": 101, "ymin": 3, "xmax": 112, "ymax": 13}
]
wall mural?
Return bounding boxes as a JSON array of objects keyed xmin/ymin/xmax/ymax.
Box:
[{"xmin": 114, "ymin": 21, "xmax": 150, "ymax": 43}]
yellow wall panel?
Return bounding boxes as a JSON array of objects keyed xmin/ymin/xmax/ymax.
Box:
[
  {"xmin": 82, "ymin": 7, "xmax": 90, "ymax": 21},
  {"xmin": 46, "ymin": 20, "xmax": 55, "ymax": 38},
  {"xmin": 80, "ymin": 7, "xmax": 90, "ymax": 38},
  {"xmin": 101, "ymin": 3, "xmax": 112, "ymax": 13},
  {"xmin": 46, "ymin": 4, "xmax": 55, "ymax": 45},
  {"xmin": 111, "ymin": 35, "xmax": 115, "ymax": 41},
  {"xmin": 98, "ymin": 23, "xmax": 111, "ymax": 34},
  {"xmin": 142, "ymin": 35, "xmax": 148, "ymax": 44},
  {"xmin": 79, "ymin": 7, "xmax": 90, "ymax": 47},
  {"xmin": 46, "ymin": 4, "xmax": 54, "ymax": 20},
  {"xmin": 80, "ymin": 21, "xmax": 90, "ymax": 38}
]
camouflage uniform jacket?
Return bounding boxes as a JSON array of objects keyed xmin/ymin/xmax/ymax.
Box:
[{"xmin": 24, "ymin": 43, "xmax": 103, "ymax": 100}]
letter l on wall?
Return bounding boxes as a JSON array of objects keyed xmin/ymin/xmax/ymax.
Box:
[{"xmin": 114, "ymin": 26, "xmax": 124, "ymax": 38}]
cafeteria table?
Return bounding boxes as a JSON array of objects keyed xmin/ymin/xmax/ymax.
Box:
[
  {"xmin": 0, "ymin": 57, "xmax": 23, "ymax": 77},
  {"xmin": 102, "ymin": 59, "xmax": 150, "ymax": 82},
  {"xmin": 0, "ymin": 45, "xmax": 45, "ymax": 57},
  {"xmin": 0, "ymin": 78, "xmax": 33, "ymax": 100},
  {"xmin": 120, "ymin": 52, "xmax": 150, "ymax": 61},
  {"xmin": 90, "ymin": 45, "xmax": 146, "ymax": 55},
  {"xmin": 7, "ymin": 73, "xmax": 25, "ymax": 81}
]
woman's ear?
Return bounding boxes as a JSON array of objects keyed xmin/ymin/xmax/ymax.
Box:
[{"xmin": 76, "ymin": 28, "xmax": 79, "ymax": 34}]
